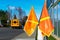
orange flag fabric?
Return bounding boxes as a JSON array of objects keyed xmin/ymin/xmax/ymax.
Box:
[
  {"xmin": 38, "ymin": 2, "xmax": 54, "ymax": 37},
  {"xmin": 24, "ymin": 7, "xmax": 38, "ymax": 36}
]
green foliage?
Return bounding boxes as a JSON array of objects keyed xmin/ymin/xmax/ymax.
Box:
[
  {"xmin": 0, "ymin": 10, "xmax": 8, "ymax": 20},
  {"xmin": 14, "ymin": 15, "xmax": 17, "ymax": 19},
  {"xmin": 48, "ymin": 35, "xmax": 56, "ymax": 40},
  {"xmin": 0, "ymin": 10, "xmax": 9, "ymax": 27},
  {"xmin": 21, "ymin": 16, "xmax": 27, "ymax": 26}
]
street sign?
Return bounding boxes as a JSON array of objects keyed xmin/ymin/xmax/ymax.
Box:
[{"xmin": 11, "ymin": 19, "xmax": 19, "ymax": 27}]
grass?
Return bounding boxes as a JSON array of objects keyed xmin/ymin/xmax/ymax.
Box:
[{"xmin": 48, "ymin": 35, "xmax": 56, "ymax": 40}]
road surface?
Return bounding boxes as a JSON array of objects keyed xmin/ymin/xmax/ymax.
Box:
[{"xmin": 0, "ymin": 27, "xmax": 24, "ymax": 40}]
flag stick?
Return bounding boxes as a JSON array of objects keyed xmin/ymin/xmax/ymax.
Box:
[{"xmin": 35, "ymin": 25, "xmax": 38, "ymax": 40}]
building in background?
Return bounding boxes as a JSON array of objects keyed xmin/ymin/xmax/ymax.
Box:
[{"xmin": 47, "ymin": 0, "xmax": 60, "ymax": 37}]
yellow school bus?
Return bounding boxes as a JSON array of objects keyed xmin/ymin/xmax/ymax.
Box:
[{"xmin": 11, "ymin": 19, "xmax": 20, "ymax": 27}]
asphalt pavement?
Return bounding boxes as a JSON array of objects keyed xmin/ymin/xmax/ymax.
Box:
[
  {"xmin": 0, "ymin": 27, "xmax": 24, "ymax": 40},
  {"xmin": 12, "ymin": 31, "xmax": 36, "ymax": 40}
]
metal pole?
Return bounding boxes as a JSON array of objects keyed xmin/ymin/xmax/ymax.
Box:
[
  {"xmin": 35, "ymin": 25, "xmax": 38, "ymax": 40},
  {"xmin": 0, "ymin": 20, "xmax": 1, "ymax": 25},
  {"xmin": 57, "ymin": 2, "xmax": 58, "ymax": 37},
  {"xmin": 52, "ymin": 0, "xmax": 54, "ymax": 35}
]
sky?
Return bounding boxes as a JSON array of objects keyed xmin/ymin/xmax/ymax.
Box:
[
  {"xmin": 0, "ymin": 0, "xmax": 44, "ymax": 20},
  {"xmin": 0, "ymin": 0, "xmax": 60, "ymax": 20}
]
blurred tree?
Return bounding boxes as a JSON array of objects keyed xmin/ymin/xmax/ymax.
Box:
[
  {"xmin": 0, "ymin": 10, "xmax": 8, "ymax": 27},
  {"xmin": 16, "ymin": 7, "xmax": 26, "ymax": 20},
  {"xmin": 13, "ymin": 14, "xmax": 17, "ymax": 19},
  {"xmin": 21, "ymin": 16, "xmax": 27, "ymax": 26},
  {"xmin": 0, "ymin": 10, "xmax": 8, "ymax": 20},
  {"xmin": 5, "ymin": 11, "xmax": 10, "ymax": 20}
]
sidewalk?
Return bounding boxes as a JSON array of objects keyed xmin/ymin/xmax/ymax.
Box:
[
  {"xmin": 51, "ymin": 34, "xmax": 60, "ymax": 40},
  {"xmin": 12, "ymin": 31, "xmax": 36, "ymax": 40}
]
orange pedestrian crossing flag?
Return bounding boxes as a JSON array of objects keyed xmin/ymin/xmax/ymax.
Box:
[
  {"xmin": 24, "ymin": 7, "xmax": 38, "ymax": 36},
  {"xmin": 38, "ymin": 2, "xmax": 54, "ymax": 37}
]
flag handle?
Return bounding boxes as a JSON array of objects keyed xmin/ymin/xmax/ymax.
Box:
[{"xmin": 35, "ymin": 25, "xmax": 38, "ymax": 40}]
